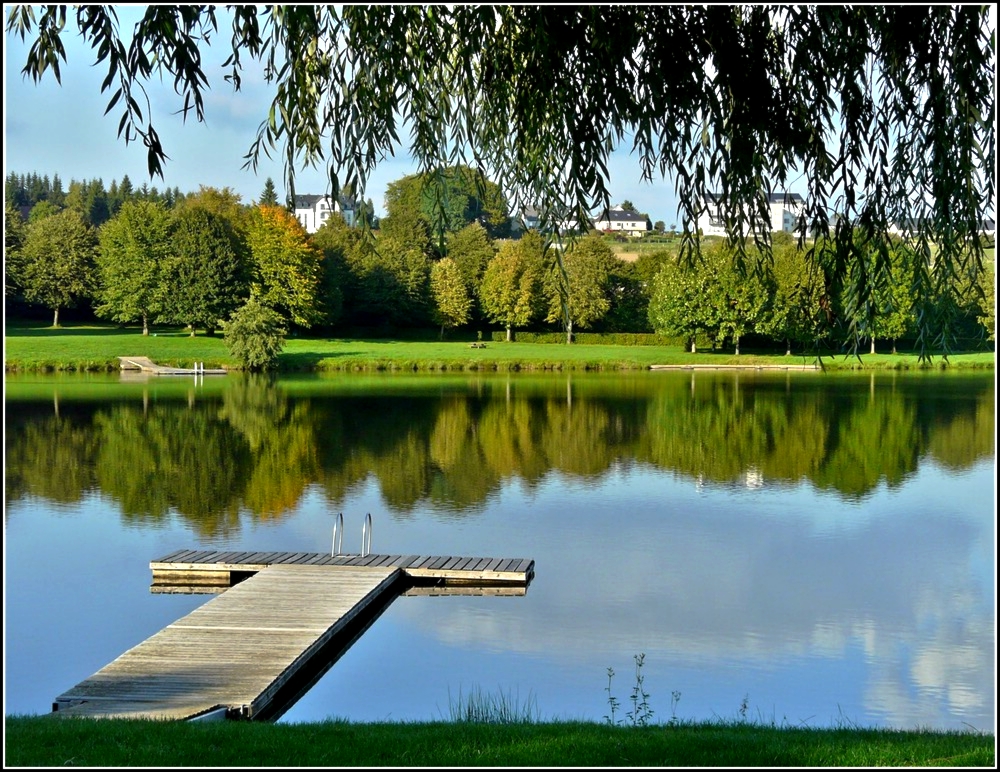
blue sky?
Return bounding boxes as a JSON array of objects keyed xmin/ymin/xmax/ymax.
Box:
[
  {"xmin": 3, "ymin": 8, "xmax": 684, "ymax": 223},
  {"xmin": 6, "ymin": 8, "xmax": 993, "ymax": 225}
]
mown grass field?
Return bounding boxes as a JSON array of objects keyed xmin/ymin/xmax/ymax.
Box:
[
  {"xmin": 4, "ymin": 715, "xmax": 995, "ymax": 767},
  {"xmin": 4, "ymin": 321, "xmax": 994, "ymax": 372}
]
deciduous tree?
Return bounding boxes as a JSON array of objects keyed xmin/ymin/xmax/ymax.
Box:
[
  {"xmin": 479, "ymin": 232, "xmax": 545, "ymax": 341},
  {"xmin": 446, "ymin": 222, "xmax": 495, "ymax": 321},
  {"xmin": 160, "ymin": 206, "xmax": 249, "ymax": 336},
  {"xmin": 647, "ymin": 254, "xmax": 721, "ymax": 353},
  {"xmin": 545, "ymin": 234, "xmax": 618, "ymax": 343},
  {"xmin": 245, "ymin": 205, "xmax": 323, "ymax": 328},
  {"xmin": 17, "ymin": 208, "xmax": 98, "ymax": 327},
  {"xmin": 429, "ymin": 257, "xmax": 472, "ymax": 338},
  {"xmin": 384, "ymin": 166, "xmax": 510, "ymax": 243},
  {"xmin": 223, "ymin": 296, "xmax": 287, "ymax": 371},
  {"xmin": 95, "ymin": 200, "xmax": 173, "ymax": 334},
  {"xmin": 4, "ymin": 200, "xmax": 27, "ymax": 297},
  {"xmin": 757, "ymin": 232, "xmax": 829, "ymax": 355}
]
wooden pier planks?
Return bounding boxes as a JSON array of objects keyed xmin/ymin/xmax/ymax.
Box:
[
  {"xmin": 150, "ymin": 550, "xmax": 534, "ymax": 590},
  {"xmin": 53, "ymin": 564, "xmax": 402, "ymax": 721}
]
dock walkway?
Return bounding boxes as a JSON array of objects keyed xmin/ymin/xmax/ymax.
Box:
[
  {"xmin": 649, "ymin": 363, "xmax": 819, "ymax": 371},
  {"xmin": 118, "ymin": 356, "xmax": 226, "ymax": 375},
  {"xmin": 52, "ymin": 550, "xmax": 534, "ymax": 721}
]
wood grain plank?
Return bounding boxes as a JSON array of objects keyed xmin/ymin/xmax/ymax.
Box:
[{"xmin": 54, "ymin": 565, "xmax": 401, "ymax": 721}]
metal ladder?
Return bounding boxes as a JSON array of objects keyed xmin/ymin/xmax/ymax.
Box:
[{"xmin": 331, "ymin": 512, "xmax": 372, "ymax": 557}]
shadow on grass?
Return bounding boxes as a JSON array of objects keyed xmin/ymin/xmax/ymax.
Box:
[
  {"xmin": 278, "ymin": 350, "xmax": 364, "ymax": 370},
  {"xmin": 4, "ymin": 323, "xmax": 192, "ymax": 338}
]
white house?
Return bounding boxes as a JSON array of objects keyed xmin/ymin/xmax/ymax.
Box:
[
  {"xmin": 697, "ymin": 192, "xmax": 804, "ymax": 237},
  {"xmin": 888, "ymin": 217, "xmax": 996, "ymax": 240},
  {"xmin": 592, "ymin": 205, "xmax": 652, "ymax": 236},
  {"xmin": 293, "ymin": 194, "xmax": 356, "ymax": 232}
]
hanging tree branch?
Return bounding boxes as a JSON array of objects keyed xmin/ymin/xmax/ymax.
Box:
[{"xmin": 7, "ymin": 4, "xmax": 995, "ymax": 357}]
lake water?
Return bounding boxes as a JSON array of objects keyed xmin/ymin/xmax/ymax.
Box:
[{"xmin": 3, "ymin": 369, "xmax": 995, "ymax": 730}]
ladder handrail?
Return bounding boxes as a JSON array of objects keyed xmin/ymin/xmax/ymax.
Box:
[
  {"xmin": 331, "ymin": 512, "xmax": 344, "ymax": 556},
  {"xmin": 361, "ymin": 513, "xmax": 372, "ymax": 557}
]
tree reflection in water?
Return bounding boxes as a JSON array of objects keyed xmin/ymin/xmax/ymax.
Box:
[{"xmin": 4, "ymin": 372, "xmax": 995, "ymax": 532}]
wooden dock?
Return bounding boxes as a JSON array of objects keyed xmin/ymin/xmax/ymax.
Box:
[
  {"xmin": 118, "ymin": 356, "xmax": 227, "ymax": 375},
  {"xmin": 52, "ymin": 550, "xmax": 534, "ymax": 721},
  {"xmin": 650, "ymin": 363, "xmax": 819, "ymax": 371},
  {"xmin": 149, "ymin": 549, "xmax": 535, "ymax": 592}
]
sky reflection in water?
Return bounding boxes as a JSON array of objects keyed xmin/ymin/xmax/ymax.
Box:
[{"xmin": 3, "ymin": 371, "xmax": 994, "ymax": 730}]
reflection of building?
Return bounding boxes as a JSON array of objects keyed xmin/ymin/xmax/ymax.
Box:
[
  {"xmin": 293, "ymin": 194, "xmax": 356, "ymax": 232},
  {"xmin": 697, "ymin": 192, "xmax": 804, "ymax": 237},
  {"xmin": 744, "ymin": 467, "xmax": 763, "ymax": 490}
]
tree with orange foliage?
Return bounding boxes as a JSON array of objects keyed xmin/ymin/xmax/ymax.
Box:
[{"xmin": 246, "ymin": 205, "xmax": 323, "ymax": 328}]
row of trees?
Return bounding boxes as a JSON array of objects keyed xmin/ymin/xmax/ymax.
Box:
[
  {"xmin": 5, "ymin": 170, "xmax": 994, "ymax": 358},
  {"xmin": 648, "ymin": 232, "xmax": 995, "ymax": 354},
  {"xmin": 6, "ymin": 171, "xmax": 189, "ymax": 227},
  {"xmin": 5, "ymin": 186, "xmax": 320, "ymax": 337}
]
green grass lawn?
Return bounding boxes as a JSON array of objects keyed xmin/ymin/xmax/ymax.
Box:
[
  {"xmin": 3, "ymin": 715, "xmax": 994, "ymax": 767},
  {"xmin": 3, "ymin": 320, "xmax": 994, "ymax": 372}
]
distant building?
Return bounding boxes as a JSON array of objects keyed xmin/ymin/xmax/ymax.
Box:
[
  {"xmin": 510, "ymin": 205, "xmax": 584, "ymax": 235},
  {"xmin": 888, "ymin": 217, "xmax": 996, "ymax": 239},
  {"xmin": 697, "ymin": 192, "xmax": 804, "ymax": 237},
  {"xmin": 592, "ymin": 205, "xmax": 652, "ymax": 236},
  {"xmin": 293, "ymin": 194, "xmax": 356, "ymax": 232},
  {"xmin": 510, "ymin": 206, "xmax": 541, "ymax": 234}
]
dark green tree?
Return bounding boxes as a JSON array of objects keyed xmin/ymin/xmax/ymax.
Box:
[
  {"xmin": 4, "ymin": 199, "xmax": 27, "ymax": 298},
  {"xmin": 159, "ymin": 206, "xmax": 249, "ymax": 336},
  {"xmin": 223, "ymin": 296, "xmax": 287, "ymax": 371},
  {"xmin": 259, "ymin": 177, "xmax": 279, "ymax": 206},
  {"xmin": 63, "ymin": 178, "xmax": 110, "ymax": 226},
  {"xmin": 310, "ymin": 211, "xmax": 359, "ymax": 327},
  {"xmin": 383, "ymin": 165, "xmax": 510, "ymax": 241}
]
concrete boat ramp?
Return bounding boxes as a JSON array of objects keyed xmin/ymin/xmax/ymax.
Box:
[{"xmin": 51, "ymin": 549, "xmax": 534, "ymax": 722}]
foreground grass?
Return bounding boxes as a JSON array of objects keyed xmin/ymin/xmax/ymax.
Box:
[
  {"xmin": 4, "ymin": 716, "xmax": 994, "ymax": 767},
  {"xmin": 4, "ymin": 321, "xmax": 994, "ymax": 372}
]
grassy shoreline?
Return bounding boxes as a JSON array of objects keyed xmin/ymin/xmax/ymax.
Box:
[
  {"xmin": 4, "ymin": 715, "xmax": 995, "ymax": 767},
  {"xmin": 4, "ymin": 321, "xmax": 995, "ymax": 373}
]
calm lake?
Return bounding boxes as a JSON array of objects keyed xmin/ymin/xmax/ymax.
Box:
[{"xmin": 3, "ymin": 369, "xmax": 995, "ymax": 730}]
